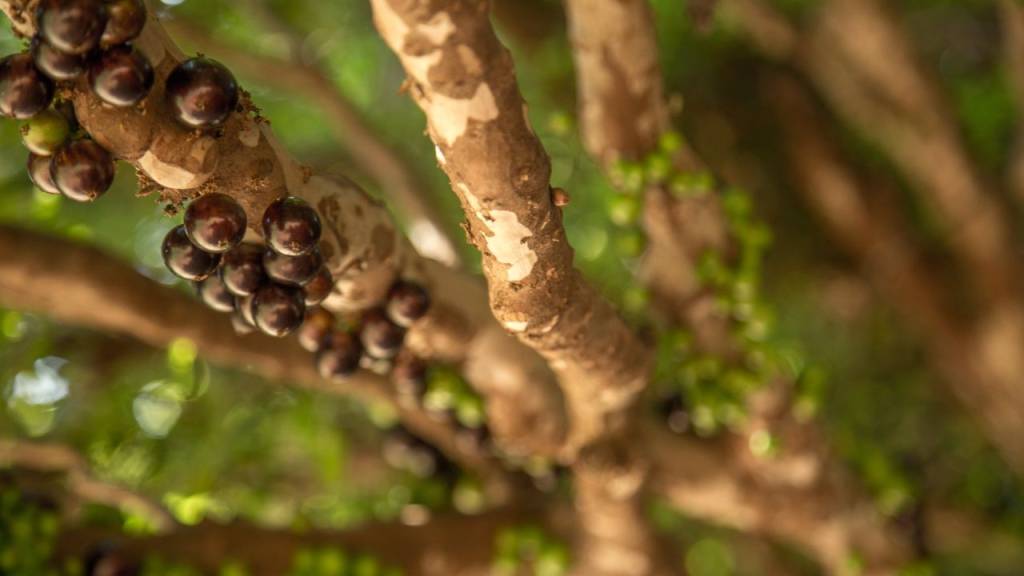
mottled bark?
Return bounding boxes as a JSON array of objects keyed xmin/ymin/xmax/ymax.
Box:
[
  {"xmin": 369, "ymin": 0, "xmax": 651, "ymax": 458},
  {"xmin": 0, "ymin": 0, "xmax": 568, "ymax": 459},
  {"xmin": 163, "ymin": 17, "xmax": 463, "ymax": 268}
]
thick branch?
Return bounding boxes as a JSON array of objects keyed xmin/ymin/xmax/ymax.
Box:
[
  {"xmin": 0, "ymin": 440, "xmax": 176, "ymax": 532},
  {"xmin": 0, "ymin": 225, "xmax": 505, "ymax": 485},
  {"xmin": 162, "ymin": 15, "xmax": 463, "ymax": 267},
  {"xmin": 0, "ymin": 0, "xmax": 567, "ymax": 459},
  {"xmin": 369, "ymin": 0, "xmax": 651, "ymax": 456}
]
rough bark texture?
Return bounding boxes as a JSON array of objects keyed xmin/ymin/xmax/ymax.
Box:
[
  {"xmin": 369, "ymin": 2, "xmax": 662, "ymax": 574},
  {"xmin": 370, "ymin": 0, "xmax": 652, "ymax": 457},
  {"xmin": 724, "ymin": 0, "xmax": 1024, "ymax": 478},
  {"xmin": 0, "ymin": 0, "xmax": 568, "ymax": 460},
  {"xmin": 163, "ymin": 17, "xmax": 463, "ymax": 268}
]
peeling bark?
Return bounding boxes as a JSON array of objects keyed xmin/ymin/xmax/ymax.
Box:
[
  {"xmin": 370, "ymin": 0, "xmax": 651, "ymax": 459},
  {"xmin": 0, "ymin": 0, "xmax": 568, "ymax": 460}
]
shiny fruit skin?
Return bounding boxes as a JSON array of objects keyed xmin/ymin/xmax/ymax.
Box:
[
  {"xmin": 161, "ymin": 224, "xmax": 220, "ymax": 281},
  {"xmin": 252, "ymin": 283, "xmax": 305, "ymax": 337},
  {"xmin": 238, "ymin": 294, "xmax": 257, "ymax": 327},
  {"xmin": 230, "ymin": 309, "xmax": 254, "ymax": 335},
  {"xmin": 261, "ymin": 196, "xmax": 322, "ymax": 256},
  {"xmin": 220, "ymin": 243, "xmax": 265, "ymax": 297},
  {"xmin": 195, "ymin": 275, "xmax": 235, "ymax": 313},
  {"xmin": 360, "ymin": 308, "xmax": 405, "ymax": 360},
  {"xmin": 0, "ymin": 52, "xmax": 54, "ymax": 119},
  {"xmin": 32, "ymin": 38, "xmax": 86, "ymax": 81},
  {"xmin": 264, "ymin": 248, "xmax": 323, "ymax": 286},
  {"xmin": 184, "ymin": 193, "xmax": 247, "ymax": 253},
  {"xmin": 50, "ymin": 139, "xmax": 115, "ymax": 202},
  {"xmin": 386, "ymin": 280, "xmax": 430, "ymax": 327},
  {"xmin": 297, "ymin": 307, "xmax": 334, "ymax": 352},
  {"xmin": 302, "ymin": 266, "xmax": 333, "ymax": 306},
  {"xmin": 27, "ymin": 153, "xmax": 60, "ymax": 195},
  {"xmin": 316, "ymin": 330, "xmax": 362, "ymax": 381},
  {"xmin": 164, "ymin": 57, "xmax": 239, "ymax": 129},
  {"xmin": 37, "ymin": 0, "xmax": 108, "ymax": 56},
  {"xmin": 21, "ymin": 108, "xmax": 70, "ymax": 156},
  {"xmin": 101, "ymin": 0, "xmax": 146, "ymax": 47},
  {"xmin": 88, "ymin": 44, "xmax": 153, "ymax": 107}
]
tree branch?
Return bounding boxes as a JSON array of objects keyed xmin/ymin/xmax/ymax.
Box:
[
  {"xmin": 162, "ymin": 12, "xmax": 464, "ymax": 268},
  {"xmin": 0, "ymin": 225, "xmax": 508, "ymax": 487},
  {"xmin": 369, "ymin": 0, "xmax": 651, "ymax": 457},
  {"xmin": 723, "ymin": 0, "xmax": 1024, "ymax": 477},
  {"xmin": 0, "ymin": 439, "xmax": 177, "ymax": 532},
  {"xmin": 54, "ymin": 506, "xmax": 557, "ymax": 576},
  {"xmin": 0, "ymin": 0, "xmax": 568, "ymax": 460},
  {"xmin": 560, "ymin": 2, "xmax": 918, "ymax": 573}
]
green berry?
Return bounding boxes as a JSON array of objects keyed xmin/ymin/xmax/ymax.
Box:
[{"xmin": 20, "ymin": 108, "xmax": 69, "ymax": 156}]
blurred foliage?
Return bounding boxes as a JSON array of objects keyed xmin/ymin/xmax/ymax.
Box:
[{"xmin": 0, "ymin": 0, "xmax": 1022, "ymax": 574}]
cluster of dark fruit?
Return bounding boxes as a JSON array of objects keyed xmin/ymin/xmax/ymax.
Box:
[
  {"xmin": 1, "ymin": 0, "xmax": 240, "ymax": 202},
  {"xmin": 0, "ymin": 0, "xmax": 152, "ymax": 201},
  {"xmin": 298, "ymin": 278, "xmax": 432, "ymax": 382},
  {"xmin": 163, "ymin": 193, "xmax": 337, "ymax": 340}
]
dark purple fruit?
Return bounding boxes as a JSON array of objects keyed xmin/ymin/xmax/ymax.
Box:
[
  {"xmin": 0, "ymin": 52, "xmax": 54, "ymax": 119},
  {"xmin": 360, "ymin": 308, "xmax": 405, "ymax": 360},
  {"xmin": 161, "ymin": 224, "xmax": 220, "ymax": 281},
  {"xmin": 27, "ymin": 153, "xmax": 60, "ymax": 195},
  {"xmin": 261, "ymin": 196, "xmax": 322, "ymax": 256},
  {"xmin": 303, "ymin": 266, "xmax": 333, "ymax": 306},
  {"xmin": 220, "ymin": 243, "xmax": 265, "ymax": 297},
  {"xmin": 297, "ymin": 307, "xmax": 334, "ymax": 352},
  {"xmin": 195, "ymin": 275, "xmax": 235, "ymax": 313},
  {"xmin": 184, "ymin": 193, "xmax": 246, "ymax": 253},
  {"xmin": 21, "ymin": 108, "xmax": 70, "ymax": 155},
  {"xmin": 386, "ymin": 280, "xmax": 430, "ymax": 327},
  {"xmin": 252, "ymin": 283, "xmax": 305, "ymax": 337},
  {"xmin": 264, "ymin": 248, "xmax": 323, "ymax": 286},
  {"xmin": 164, "ymin": 57, "xmax": 238, "ymax": 129},
  {"xmin": 316, "ymin": 330, "xmax": 362, "ymax": 381},
  {"xmin": 101, "ymin": 0, "xmax": 146, "ymax": 47},
  {"xmin": 50, "ymin": 139, "xmax": 115, "ymax": 202},
  {"xmin": 37, "ymin": 0, "xmax": 107, "ymax": 56},
  {"xmin": 88, "ymin": 45, "xmax": 153, "ymax": 107},
  {"xmin": 32, "ymin": 38, "xmax": 86, "ymax": 81}
]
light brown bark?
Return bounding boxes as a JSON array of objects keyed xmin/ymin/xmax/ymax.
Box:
[{"xmin": 0, "ymin": 0, "xmax": 568, "ymax": 460}]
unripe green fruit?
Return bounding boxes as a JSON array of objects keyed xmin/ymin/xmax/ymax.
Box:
[{"xmin": 20, "ymin": 108, "xmax": 70, "ymax": 156}]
